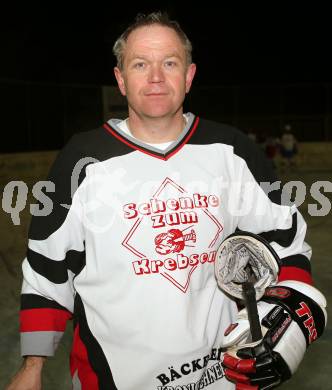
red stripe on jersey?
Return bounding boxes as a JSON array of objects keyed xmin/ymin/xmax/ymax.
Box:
[
  {"xmin": 278, "ymin": 266, "xmax": 313, "ymax": 285},
  {"xmin": 20, "ymin": 308, "xmax": 72, "ymax": 332},
  {"xmin": 70, "ymin": 324, "xmax": 99, "ymax": 390}
]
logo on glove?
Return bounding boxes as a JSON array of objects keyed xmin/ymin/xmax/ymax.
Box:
[
  {"xmin": 265, "ymin": 287, "xmax": 291, "ymax": 299},
  {"xmin": 296, "ymin": 302, "xmax": 318, "ymax": 343}
]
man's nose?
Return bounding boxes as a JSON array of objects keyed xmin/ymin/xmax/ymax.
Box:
[{"xmin": 148, "ymin": 64, "xmax": 165, "ymax": 83}]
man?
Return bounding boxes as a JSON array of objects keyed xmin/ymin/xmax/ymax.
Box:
[
  {"xmin": 280, "ymin": 124, "xmax": 298, "ymax": 169},
  {"xmin": 7, "ymin": 12, "xmax": 326, "ymax": 390}
]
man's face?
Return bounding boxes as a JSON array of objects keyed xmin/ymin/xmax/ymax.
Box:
[{"xmin": 114, "ymin": 25, "xmax": 196, "ymax": 119}]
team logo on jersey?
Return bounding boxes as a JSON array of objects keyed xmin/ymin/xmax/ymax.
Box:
[
  {"xmin": 154, "ymin": 228, "xmax": 196, "ymax": 255},
  {"xmin": 121, "ymin": 177, "xmax": 223, "ymax": 293}
]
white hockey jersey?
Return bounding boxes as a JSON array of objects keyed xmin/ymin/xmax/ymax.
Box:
[{"xmin": 20, "ymin": 113, "xmax": 313, "ymax": 390}]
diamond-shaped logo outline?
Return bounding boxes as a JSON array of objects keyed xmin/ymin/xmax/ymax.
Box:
[{"xmin": 122, "ymin": 177, "xmax": 223, "ymax": 293}]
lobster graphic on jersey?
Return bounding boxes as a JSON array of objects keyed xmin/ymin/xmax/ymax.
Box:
[{"xmin": 154, "ymin": 227, "xmax": 197, "ymax": 255}]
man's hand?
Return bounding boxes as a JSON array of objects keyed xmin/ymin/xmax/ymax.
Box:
[{"xmin": 5, "ymin": 356, "xmax": 46, "ymax": 390}]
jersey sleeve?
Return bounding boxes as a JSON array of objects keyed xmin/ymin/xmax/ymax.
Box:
[
  {"xmin": 232, "ymin": 134, "xmax": 313, "ymax": 286},
  {"xmin": 20, "ymin": 135, "xmax": 87, "ymax": 357}
]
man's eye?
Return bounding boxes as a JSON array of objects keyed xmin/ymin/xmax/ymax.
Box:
[
  {"xmin": 164, "ymin": 61, "xmax": 176, "ymax": 68},
  {"xmin": 133, "ymin": 62, "xmax": 146, "ymax": 69}
]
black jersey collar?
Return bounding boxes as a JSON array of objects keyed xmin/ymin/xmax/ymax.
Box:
[{"xmin": 103, "ymin": 113, "xmax": 199, "ymax": 161}]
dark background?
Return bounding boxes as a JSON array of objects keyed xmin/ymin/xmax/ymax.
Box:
[{"xmin": 1, "ymin": 4, "xmax": 331, "ymax": 151}]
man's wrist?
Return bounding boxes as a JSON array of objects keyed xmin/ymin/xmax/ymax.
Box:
[{"xmin": 23, "ymin": 356, "xmax": 46, "ymax": 370}]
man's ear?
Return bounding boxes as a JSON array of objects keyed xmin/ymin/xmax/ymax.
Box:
[
  {"xmin": 185, "ymin": 63, "xmax": 197, "ymax": 93},
  {"xmin": 114, "ymin": 67, "xmax": 126, "ymax": 96}
]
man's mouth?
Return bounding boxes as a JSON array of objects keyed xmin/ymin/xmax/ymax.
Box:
[
  {"xmin": 145, "ymin": 93, "xmax": 167, "ymax": 96},
  {"xmin": 144, "ymin": 91, "xmax": 168, "ymax": 96}
]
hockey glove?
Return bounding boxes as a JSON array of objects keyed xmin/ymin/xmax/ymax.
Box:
[{"xmin": 221, "ymin": 281, "xmax": 327, "ymax": 390}]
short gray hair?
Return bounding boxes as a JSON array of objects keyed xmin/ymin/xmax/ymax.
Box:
[{"xmin": 113, "ymin": 11, "xmax": 193, "ymax": 70}]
